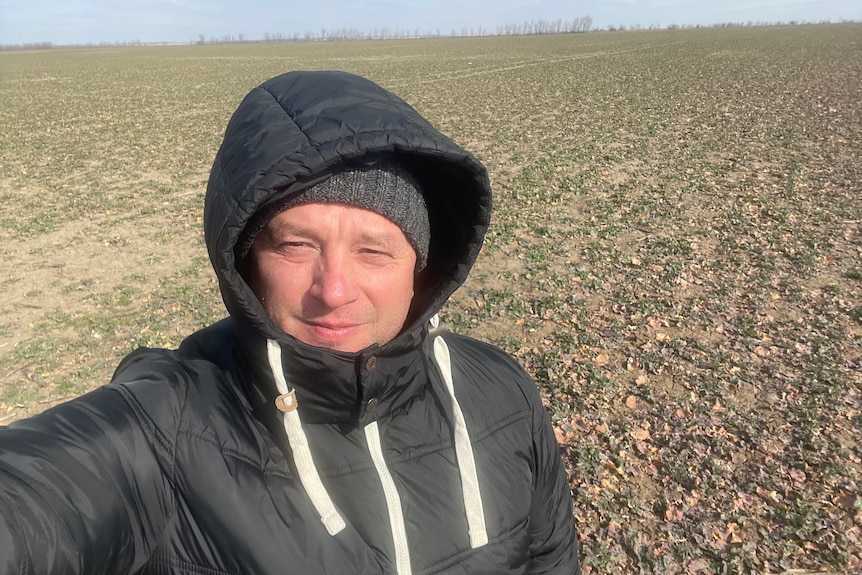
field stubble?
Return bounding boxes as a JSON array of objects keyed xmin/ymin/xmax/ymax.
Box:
[{"xmin": 1, "ymin": 26, "xmax": 860, "ymax": 573}]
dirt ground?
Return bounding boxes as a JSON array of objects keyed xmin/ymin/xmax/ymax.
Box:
[
  {"xmin": 0, "ymin": 169, "xmax": 219, "ymax": 421},
  {"xmin": 1, "ymin": 27, "xmax": 860, "ymax": 572}
]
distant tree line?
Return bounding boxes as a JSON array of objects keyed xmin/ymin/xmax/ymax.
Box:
[
  {"xmin": 0, "ymin": 39, "xmax": 148, "ymax": 51},
  {"xmin": 1, "ymin": 17, "xmax": 858, "ymax": 51},
  {"xmin": 603, "ymin": 19, "xmax": 845, "ymax": 32},
  {"xmin": 196, "ymin": 16, "xmax": 850, "ymax": 45},
  {"xmin": 196, "ymin": 16, "xmax": 594, "ymax": 44}
]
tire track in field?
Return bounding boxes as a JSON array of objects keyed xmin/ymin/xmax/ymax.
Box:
[{"xmin": 386, "ymin": 41, "xmax": 690, "ymax": 88}]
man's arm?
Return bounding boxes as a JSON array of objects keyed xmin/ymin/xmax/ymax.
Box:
[
  {"xmin": 526, "ymin": 384, "xmax": 581, "ymax": 574},
  {"xmin": 0, "ymin": 384, "xmax": 175, "ymax": 574}
]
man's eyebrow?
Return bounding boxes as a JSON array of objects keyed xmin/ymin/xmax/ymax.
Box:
[
  {"xmin": 266, "ymin": 220, "xmax": 315, "ymax": 239},
  {"xmin": 263, "ymin": 222, "xmax": 399, "ymax": 247},
  {"xmin": 355, "ymin": 231, "xmax": 398, "ymax": 247}
]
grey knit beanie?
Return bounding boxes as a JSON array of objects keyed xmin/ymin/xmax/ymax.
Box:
[{"xmin": 239, "ymin": 162, "xmax": 430, "ymax": 270}]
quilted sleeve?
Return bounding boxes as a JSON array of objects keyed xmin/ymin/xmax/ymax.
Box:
[{"xmin": 0, "ymin": 380, "xmax": 177, "ymax": 574}]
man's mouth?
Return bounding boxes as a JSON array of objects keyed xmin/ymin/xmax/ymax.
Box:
[{"xmin": 305, "ymin": 321, "xmax": 361, "ymax": 339}]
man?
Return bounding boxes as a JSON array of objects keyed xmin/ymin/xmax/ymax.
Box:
[{"xmin": 0, "ymin": 70, "xmax": 580, "ymax": 574}]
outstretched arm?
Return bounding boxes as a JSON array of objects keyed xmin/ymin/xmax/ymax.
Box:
[{"xmin": 0, "ymin": 385, "xmax": 174, "ymax": 574}]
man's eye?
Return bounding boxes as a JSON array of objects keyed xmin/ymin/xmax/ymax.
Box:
[
  {"xmin": 360, "ymin": 248, "xmax": 392, "ymax": 257},
  {"xmin": 276, "ymin": 241, "xmax": 312, "ymax": 253}
]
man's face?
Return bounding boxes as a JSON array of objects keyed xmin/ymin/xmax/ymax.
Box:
[{"xmin": 246, "ymin": 202, "xmax": 417, "ymax": 353}]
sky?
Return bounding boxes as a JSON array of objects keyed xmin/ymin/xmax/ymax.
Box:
[{"xmin": 1, "ymin": 0, "xmax": 859, "ymax": 46}]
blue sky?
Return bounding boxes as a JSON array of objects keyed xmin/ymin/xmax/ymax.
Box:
[{"xmin": 1, "ymin": 0, "xmax": 859, "ymax": 45}]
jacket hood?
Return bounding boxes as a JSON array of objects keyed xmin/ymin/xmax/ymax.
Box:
[{"xmin": 204, "ymin": 70, "xmax": 492, "ymax": 348}]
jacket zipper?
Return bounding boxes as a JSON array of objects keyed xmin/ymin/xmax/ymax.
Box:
[{"xmin": 364, "ymin": 421, "xmax": 412, "ymax": 575}]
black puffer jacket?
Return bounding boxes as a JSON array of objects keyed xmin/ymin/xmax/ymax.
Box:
[{"xmin": 0, "ymin": 71, "xmax": 580, "ymax": 574}]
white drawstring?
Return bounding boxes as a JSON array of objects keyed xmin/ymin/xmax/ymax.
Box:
[
  {"xmin": 266, "ymin": 339, "xmax": 346, "ymax": 536},
  {"xmin": 264, "ymin": 319, "xmax": 488, "ymax": 551},
  {"xmin": 430, "ymin": 315, "xmax": 489, "ymax": 549}
]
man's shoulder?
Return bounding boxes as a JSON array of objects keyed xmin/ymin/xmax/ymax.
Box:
[
  {"xmin": 176, "ymin": 317, "xmax": 236, "ymax": 364},
  {"xmin": 111, "ymin": 318, "xmax": 236, "ymax": 384},
  {"xmin": 440, "ymin": 332, "xmax": 527, "ymax": 377},
  {"xmin": 109, "ymin": 318, "xmax": 246, "ymax": 425},
  {"xmin": 437, "ymin": 331, "xmax": 541, "ymax": 405},
  {"xmin": 102, "ymin": 321, "xmax": 268, "ymax": 472}
]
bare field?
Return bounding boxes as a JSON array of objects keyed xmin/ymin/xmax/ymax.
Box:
[{"xmin": 1, "ymin": 26, "xmax": 860, "ymax": 573}]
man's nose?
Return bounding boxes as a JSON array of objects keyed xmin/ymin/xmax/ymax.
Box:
[{"xmin": 310, "ymin": 253, "xmax": 359, "ymax": 308}]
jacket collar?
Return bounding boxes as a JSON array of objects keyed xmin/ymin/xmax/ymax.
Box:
[{"xmin": 234, "ymin": 317, "xmax": 430, "ymax": 427}]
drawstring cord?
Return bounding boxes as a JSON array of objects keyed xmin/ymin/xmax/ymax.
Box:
[
  {"xmin": 266, "ymin": 339, "xmax": 346, "ymax": 536},
  {"xmin": 264, "ymin": 316, "xmax": 488, "ymax": 554},
  {"xmin": 429, "ymin": 315, "xmax": 489, "ymax": 549}
]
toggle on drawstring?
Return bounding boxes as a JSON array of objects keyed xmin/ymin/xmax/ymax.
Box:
[{"xmin": 266, "ymin": 339, "xmax": 346, "ymax": 536}]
